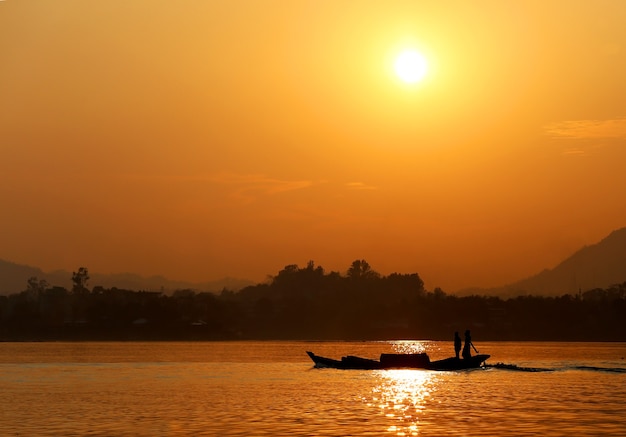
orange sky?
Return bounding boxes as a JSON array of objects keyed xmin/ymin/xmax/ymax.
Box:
[{"xmin": 1, "ymin": 1, "xmax": 625, "ymax": 292}]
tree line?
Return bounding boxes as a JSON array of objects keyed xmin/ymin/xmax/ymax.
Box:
[{"xmin": 1, "ymin": 261, "xmax": 625, "ymax": 341}]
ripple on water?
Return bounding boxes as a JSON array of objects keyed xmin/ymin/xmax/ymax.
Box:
[{"xmin": 1, "ymin": 341, "xmax": 626, "ymax": 436}]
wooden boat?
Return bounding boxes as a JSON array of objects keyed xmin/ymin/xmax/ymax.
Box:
[{"xmin": 306, "ymin": 351, "xmax": 490, "ymax": 371}]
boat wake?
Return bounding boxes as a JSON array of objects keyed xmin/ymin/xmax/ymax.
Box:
[
  {"xmin": 486, "ymin": 363, "xmax": 554, "ymax": 372},
  {"xmin": 570, "ymin": 365, "xmax": 626, "ymax": 374},
  {"xmin": 487, "ymin": 363, "xmax": 626, "ymax": 373}
]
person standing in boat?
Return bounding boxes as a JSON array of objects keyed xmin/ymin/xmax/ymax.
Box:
[
  {"xmin": 462, "ymin": 330, "xmax": 474, "ymax": 360},
  {"xmin": 454, "ymin": 331, "xmax": 462, "ymax": 359}
]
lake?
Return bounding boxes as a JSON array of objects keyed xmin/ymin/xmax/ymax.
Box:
[{"xmin": 1, "ymin": 341, "xmax": 625, "ymax": 436}]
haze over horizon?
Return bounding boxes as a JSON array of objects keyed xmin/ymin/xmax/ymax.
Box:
[{"xmin": 2, "ymin": 1, "xmax": 626, "ymax": 292}]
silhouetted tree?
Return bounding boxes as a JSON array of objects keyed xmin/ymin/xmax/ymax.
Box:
[
  {"xmin": 347, "ymin": 259, "xmax": 379, "ymax": 280},
  {"xmin": 71, "ymin": 267, "xmax": 90, "ymax": 294},
  {"xmin": 26, "ymin": 276, "xmax": 49, "ymax": 301},
  {"xmin": 1, "ymin": 260, "xmax": 625, "ymax": 341}
]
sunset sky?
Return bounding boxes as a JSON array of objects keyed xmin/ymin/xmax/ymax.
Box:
[{"xmin": 1, "ymin": 1, "xmax": 625, "ymax": 292}]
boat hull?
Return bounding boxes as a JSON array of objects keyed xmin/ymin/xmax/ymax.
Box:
[
  {"xmin": 306, "ymin": 351, "xmax": 489, "ymax": 371},
  {"xmin": 428, "ymin": 354, "xmax": 490, "ymax": 370}
]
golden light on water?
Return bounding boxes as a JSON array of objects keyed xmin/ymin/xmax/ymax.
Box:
[
  {"xmin": 372, "ymin": 369, "xmax": 436, "ymax": 436},
  {"xmin": 389, "ymin": 340, "xmax": 427, "ymax": 354}
]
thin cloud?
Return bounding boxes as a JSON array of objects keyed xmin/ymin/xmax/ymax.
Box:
[
  {"xmin": 561, "ymin": 148, "xmax": 587, "ymax": 157},
  {"xmin": 345, "ymin": 182, "xmax": 377, "ymax": 190},
  {"xmin": 211, "ymin": 172, "xmax": 318, "ymax": 202},
  {"xmin": 545, "ymin": 116, "xmax": 626, "ymax": 140},
  {"xmin": 208, "ymin": 173, "xmax": 380, "ymax": 205}
]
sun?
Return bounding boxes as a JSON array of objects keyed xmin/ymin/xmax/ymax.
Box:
[{"xmin": 394, "ymin": 50, "xmax": 428, "ymax": 84}]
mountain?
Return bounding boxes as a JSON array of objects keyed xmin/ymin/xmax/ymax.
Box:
[
  {"xmin": 4, "ymin": 227, "xmax": 625, "ymax": 297},
  {"xmin": 460, "ymin": 227, "xmax": 626, "ymax": 297},
  {"xmin": 0, "ymin": 260, "xmax": 253, "ymax": 295},
  {"xmin": 0, "ymin": 260, "xmax": 46, "ymax": 296}
]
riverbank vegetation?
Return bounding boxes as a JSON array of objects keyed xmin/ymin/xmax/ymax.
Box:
[{"xmin": 1, "ymin": 261, "xmax": 625, "ymax": 341}]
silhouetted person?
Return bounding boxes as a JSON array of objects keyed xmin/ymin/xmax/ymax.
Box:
[
  {"xmin": 462, "ymin": 330, "xmax": 474, "ymax": 360},
  {"xmin": 454, "ymin": 331, "xmax": 462, "ymax": 359}
]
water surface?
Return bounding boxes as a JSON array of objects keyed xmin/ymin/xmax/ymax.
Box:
[{"xmin": 1, "ymin": 341, "xmax": 625, "ymax": 436}]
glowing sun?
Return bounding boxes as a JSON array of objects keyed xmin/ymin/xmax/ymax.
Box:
[{"xmin": 394, "ymin": 50, "xmax": 428, "ymax": 84}]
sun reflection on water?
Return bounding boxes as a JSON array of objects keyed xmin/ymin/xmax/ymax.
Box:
[
  {"xmin": 370, "ymin": 369, "xmax": 437, "ymax": 436},
  {"xmin": 389, "ymin": 340, "xmax": 427, "ymax": 355}
]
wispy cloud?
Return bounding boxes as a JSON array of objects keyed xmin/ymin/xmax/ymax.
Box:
[
  {"xmin": 345, "ymin": 182, "xmax": 377, "ymax": 190},
  {"xmin": 545, "ymin": 116, "xmax": 626, "ymax": 140},
  {"xmin": 210, "ymin": 172, "xmax": 319, "ymax": 202},
  {"xmin": 561, "ymin": 148, "xmax": 587, "ymax": 157}
]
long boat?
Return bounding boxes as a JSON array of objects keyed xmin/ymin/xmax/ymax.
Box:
[{"xmin": 306, "ymin": 351, "xmax": 490, "ymax": 371}]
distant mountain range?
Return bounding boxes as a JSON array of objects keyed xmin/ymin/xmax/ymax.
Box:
[
  {"xmin": 0, "ymin": 261, "xmax": 253, "ymax": 296},
  {"xmin": 459, "ymin": 227, "xmax": 626, "ymax": 297},
  {"xmin": 2, "ymin": 227, "xmax": 625, "ymax": 297}
]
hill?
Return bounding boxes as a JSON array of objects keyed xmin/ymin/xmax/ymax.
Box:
[
  {"xmin": 460, "ymin": 227, "xmax": 626, "ymax": 297},
  {"xmin": 4, "ymin": 226, "xmax": 625, "ymax": 298},
  {"xmin": 0, "ymin": 259, "xmax": 252, "ymax": 295}
]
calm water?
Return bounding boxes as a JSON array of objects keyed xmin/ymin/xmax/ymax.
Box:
[{"xmin": 1, "ymin": 341, "xmax": 625, "ymax": 436}]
